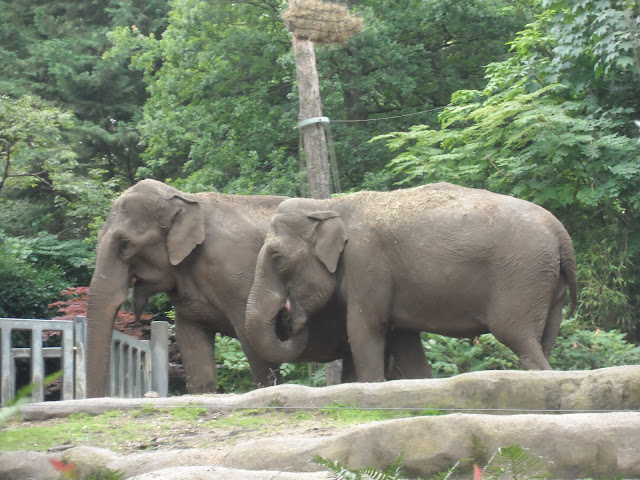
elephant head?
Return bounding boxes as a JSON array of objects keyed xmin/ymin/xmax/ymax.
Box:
[
  {"xmin": 245, "ymin": 203, "xmax": 348, "ymax": 364},
  {"xmin": 86, "ymin": 179, "xmax": 205, "ymax": 397}
]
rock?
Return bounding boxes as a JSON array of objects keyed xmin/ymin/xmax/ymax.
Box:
[
  {"xmin": 0, "ymin": 450, "xmax": 59, "ymax": 480},
  {"xmin": 220, "ymin": 412, "xmax": 640, "ymax": 479},
  {"xmin": 128, "ymin": 466, "xmax": 331, "ymax": 479},
  {"xmin": 20, "ymin": 366, "xmax": 640, "ymax": 420}
]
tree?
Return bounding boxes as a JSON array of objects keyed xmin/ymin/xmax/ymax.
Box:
[
  {"xmin": 0, "ymin": 0, "xmax": 170, "ymax": 189},
  {"xmin": 0, "ymin": 95, "xmax": 76, "ymax": 195}
]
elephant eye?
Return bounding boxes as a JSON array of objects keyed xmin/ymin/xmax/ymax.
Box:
[
  {"xmin": 118, "ymin": 238, "xmax": 133, "ymax": 258},
  {"xmin": 272, "ymin": 253, "xmax": 288, "ymax": 273}
]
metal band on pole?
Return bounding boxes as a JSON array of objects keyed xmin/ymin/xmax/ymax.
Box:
[{"xmin": 296, "ymin": 116, "xmax": 330, "ymax": 129}]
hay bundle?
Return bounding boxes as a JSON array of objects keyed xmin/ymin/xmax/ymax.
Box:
[{"xmin": 283, "ymin": 0, "xmax": 363, "ymax": 44}]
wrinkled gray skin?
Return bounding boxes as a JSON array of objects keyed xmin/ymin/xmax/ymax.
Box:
[
  {"xmin": 86, "ymin": 179, "xmax": 430, "ymax": 397},
  {"xmin": 245, "ymin": 182, "xmax": 578, "ymax": 381}
]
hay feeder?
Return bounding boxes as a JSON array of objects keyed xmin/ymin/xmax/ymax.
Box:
[{"xmin": 283, "ymin": 0, "xmax": 363, "ymax": 45}]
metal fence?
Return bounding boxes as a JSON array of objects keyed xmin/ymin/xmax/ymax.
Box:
[
  {"xmin": 0, "ymin": 316, "xmax": 169, "ymax": 406},
  {"xmin": 109, "ymin": 322, "xmax": 169, "ymax": 398}
]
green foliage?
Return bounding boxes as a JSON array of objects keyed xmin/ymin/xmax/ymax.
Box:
[
  {"xmin": 423, "ymin": 333, "xmax": 519, "ymax": 377},
  {"xmin": 214, "ymin": 335, "xmax": 322, "ymax": 392},
  {"xmin": 0, "ymin": 0, "xmax": 170, "ymax": 186},
  {"xmin": 214, "ymin": 336, "xmax": 255, "ymax": 393},
  {"xmin": 114, "ymin": 0, "xmax": 534, "ymax": 194},
  {"xmin": 550, "ymin": 320, "xmax": 640, "ymax": 370},
  {"xmin": 3, "ymin": 232, "xmax": 92, "ymax": 284},
  {"xmin": 424, "ymin": 319, "xmax": 640, "ymax": 376},
  {"xmin": 0, "ymin": 95, "xmax": 76, "ymax": 193},
  {"xmin": 0, "ymin": 95, "xmax": 119, "ymax": 240},
  {"xmin": 314, "ymin": 453, "xmax": 406, "ymax": 480},
  {"xmin": 576, "ymin": 237, "xmax": 638, "ymax": 333},
  {"xmin": 482, "ymin": 445, "xmax": 550, "ymax": 479},
  {"xmin": 0, "ymin": 235, "xmax": 70, "ymax": 319}
]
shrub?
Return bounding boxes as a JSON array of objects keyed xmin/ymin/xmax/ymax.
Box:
[{"xmin": 551, "ymin": 319, "xmax": 640, "ymax": 370}]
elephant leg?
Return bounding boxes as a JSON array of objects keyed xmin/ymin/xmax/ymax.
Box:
[
  {"xmin": 347, "ymin": 311, "xmax": 386, "ymax": 382},
  {"xmin": 340, "ymin": 351, "xmax": 357, "ymax": 383},
  {"xmin": 239, "ymin": 337, "xmax": 282, "ymax": 388},
  {"xmin": 385, "ymin": 331, "xmax": 433, "ymax": 380},
  {"xmin": 489, "ymin": 298, "xmax": 552, "ymax": 370},
  {"xmin": 175, "ymin": 319, "xmax": 217, "ymax": 393}
]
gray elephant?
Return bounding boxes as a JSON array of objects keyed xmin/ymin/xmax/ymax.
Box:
[
  {"xmin": 86, "ymin": 179, "xmax": 430, "ymax": 397},
  {"xmin": 245, "ymin": 182, "xmax": 578, "ymax": 382}
]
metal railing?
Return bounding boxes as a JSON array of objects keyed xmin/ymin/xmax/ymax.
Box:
[
  {"xmin": 0, "ymin": 317, "xmax": 169, "ymax": 406},
  {"xmin": 109, "ymin": 322, "xmax": 169, "ymax": 398}
]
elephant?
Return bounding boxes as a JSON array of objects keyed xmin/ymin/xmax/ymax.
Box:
[
  {"xmin": 86, "ymin": 179, "xmax": 430, "ymax": 397},
  {"xmin": 245, "ymin": 182, "xmax": 578, "ymax": 382}
]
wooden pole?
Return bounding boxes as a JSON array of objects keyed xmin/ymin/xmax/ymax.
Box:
[{"xmin": 291, "ymin": 31, "xmax": 332, "ymax": 200}]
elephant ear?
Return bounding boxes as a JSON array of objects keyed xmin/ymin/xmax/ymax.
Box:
[
  {"xmin": 307, "ymin": 211, "xmax": 348, "ymax": 273},
  {"xmin": 164, "ymin": 194, "xmax": 205, "ymax": 265}
]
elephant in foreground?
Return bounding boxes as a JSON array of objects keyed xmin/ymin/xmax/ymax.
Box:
[
  {"xmin": 86, "ymin": 179, "xmax": 430, "ymax": 397},
  {"xmin": 245, "ymin": 182, "xmax": 578, "ymax": 382}
]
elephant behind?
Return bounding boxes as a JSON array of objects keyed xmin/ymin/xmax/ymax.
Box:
[
  {"xmin": 85, "ymin": 179, "xmax": 291, "ymax": 397},
  {"xmin": 245, "ymin": 182, "xmax": 578, "ymax": 382},
  {"xmin": 86, "ymin": 179, "xmax": 430, "ymax": 397}
]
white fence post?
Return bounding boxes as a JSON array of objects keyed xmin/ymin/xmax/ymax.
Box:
[
  {"xmin": 30, "ymin": 326, "xmax": 44, "ymax": 402},
  {"xmin": 151, "ymin": 321, "xmax": 169, "ymax": 398},
  {"xmin": 74, "ymin": 316, "xmax": 87, "ymax": 399},
  {"xmin": 1, "ymin": 323, "xmax": 14, "ymax": 405}
]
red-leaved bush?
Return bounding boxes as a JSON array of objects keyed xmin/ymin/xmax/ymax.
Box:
[{"xmin": 49, "ymin": 286, "xmax": 152, "ymax": 340}]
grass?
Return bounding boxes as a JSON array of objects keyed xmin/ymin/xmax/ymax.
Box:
[
  {"xmin": 0, "ymin": 403, "xmax": 441, "ymax": 453},
  {"xmin": 319, "ymin": 403, "xmax": 444, "ymax": 424},
  {"xmin": 1, "ymin": 411, "xmax": 157, "ymax": 452}
]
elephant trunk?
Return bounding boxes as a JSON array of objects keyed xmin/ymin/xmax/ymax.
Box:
[
  {"xmin": 245, "ymin": 281, "xmax": 309, "ymax": 364},
  {"xmin": 85, "ymin": 258, "xmax": 130, "ymax": 398}
]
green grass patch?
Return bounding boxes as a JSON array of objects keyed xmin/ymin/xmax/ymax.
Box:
[
  {"xmin": 168, "ymin": 405, "xmax": 208, "ymax": 421},
  {"xmin": 0, "ymin": 411, "xmax": 156, "ymax": 452},
  {"xmin": 318, "ymin": 403, "xmax": 444, "ymax": 424}
]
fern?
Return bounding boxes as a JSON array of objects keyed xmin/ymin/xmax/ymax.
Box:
[
  {"xmin": 314, "ymin": 445, "xmax": 552, "ymax": 480},
  {"xmin": 482, "ymin": 445, "xmax": 549, "ymax": 479},
  {"xmin": 313, "ymin": 454, "xmax": 408, "ymax": 480}
]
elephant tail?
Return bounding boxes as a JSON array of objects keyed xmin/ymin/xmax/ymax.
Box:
[
  {"xmin": 541, "ymin": 226, "xmax": 578, "ymax": 359},
  {"xmin": 559, "ymin": 230, "xmax": 578, "ymax": 317}
]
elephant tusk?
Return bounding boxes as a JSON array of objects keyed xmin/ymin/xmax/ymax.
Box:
[
  {"xmin": 284, "ymin": 297, "xmax": 291, "ymax": 312},
  {"xmin": 130, "ymin": 275, "xmax": 138, "ymax": 286}
]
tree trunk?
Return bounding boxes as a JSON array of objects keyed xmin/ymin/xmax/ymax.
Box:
[{"xmin": 292, "ymin": 35, "xmax": 332, "ymax": 200}]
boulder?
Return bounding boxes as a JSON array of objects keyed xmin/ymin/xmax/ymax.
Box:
[{"xmin": 220, "ymin": 412, "xmax": 640, "ymax": 479}]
